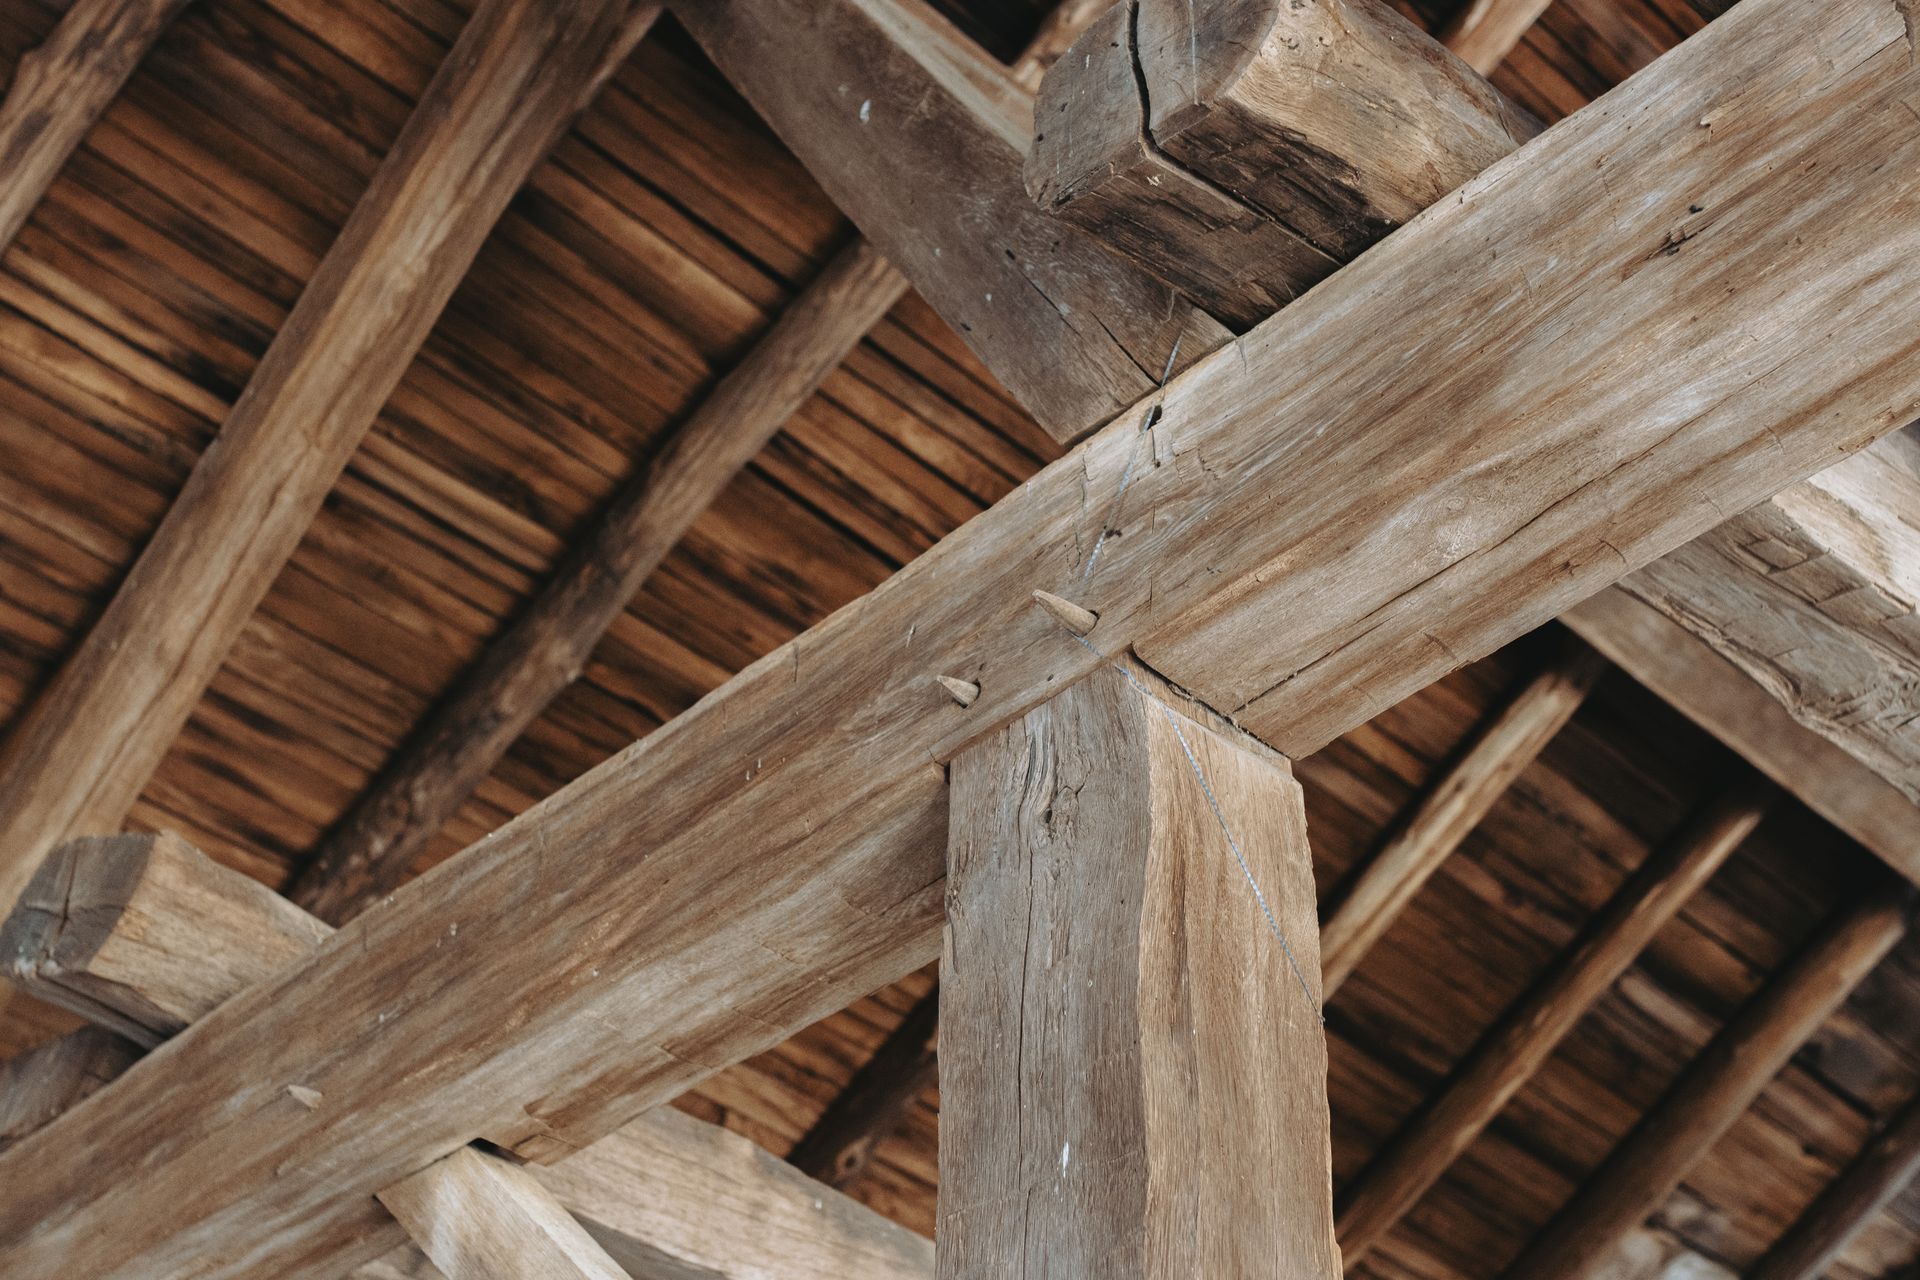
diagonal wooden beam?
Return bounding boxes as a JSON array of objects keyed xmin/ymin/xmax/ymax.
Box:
[
  {"xmin": 675, "ymin": 0, "xmax": 1229, "ymax": 444},
  {"xmin": 0, "ymin": 0, "xmax": 663, "ymax": 914},
  {"xmin": 1501, "ymin": 885, "xmax": 1912, "ymax": 1280},
  {"xmin": 1333, "ymin": 775, "xmax": 1773, "ymax": 1267},
  {"xmin": 1748, "ymin": 1091, "xmax": 1920, "ymax": 1280},
  {"xmin": 0, "ymin": 833, "xmax": 931, "ymax": 1280},
  {"xmin": 1318, "ymin": 636, "xmax": 1606, "ymax": 994},
  {"xmin": 788, "ymin": 982, "xmax": 939, "ymax": 1189},
  {"xmin": 379, "ymin": 1147, "xmax": 631, "ymax": 1280},
  {"xmin": 0, "ymin": 0, "xmax": 193, "ymax": 257},
  {"xmin": 1441, "ymin": 0, "xmax": 1555, "ymax": 75},
  {"xmin": 4, "ymin": 1, "xmax": 1920, "ymax": 1271}
]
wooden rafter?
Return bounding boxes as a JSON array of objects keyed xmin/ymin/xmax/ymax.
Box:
[
  {"xmin": 5, "ymin": 0, "xmax": 1920, "ymax": 1271},
  {"xmin": 1440, "ymin": 0, "xmax": 1555, "ymax": 74},
  {"xmin": 788, "ymin": 981, "xmax": 939, "ymax": 1189},
  {"xmin": 0, "ymin": 0, "xmax": 193, "ymax": 257},
  {"xmin": 378, "ymin": 1147, "xmax": 632, "ymax": 1280},
  {"xmin": 1749, "ymin": 1091, "xmax": 1920, "ymax": 1280},
  {"xmin": 0, "ymin": 0, "xmax": 662, "ymax": 913}
]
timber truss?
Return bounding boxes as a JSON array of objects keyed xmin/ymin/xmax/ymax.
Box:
[{"xmin": 0, "ymin": 0, "xmax": 1917, "ymax": 1275}]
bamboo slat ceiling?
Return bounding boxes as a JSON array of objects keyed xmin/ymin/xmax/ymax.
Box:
[{"xmin": 0, "ymin": 1, "xmax": 1914, "ymax": 1278}]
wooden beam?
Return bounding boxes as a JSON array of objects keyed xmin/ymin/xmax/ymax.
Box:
[
  {"xmin": 1619, "ymin": 428, "xmax": 1920, "ymax": 805},
  {"xmin": 787, "ymin": 982, "xmax": 939, "ymax": 1189},
  {"xmin": 1502, "ymin": 886, "xmax": 1912, "ymax": 1280},
  {"xmin": 0, "ymin": 0, "xmax": 662, "ymax": 914},
  {"xmin": 0, "ymin": 1027, "xmax": 138, "ymax": 1155},
  {"xmin": 379, "ymin": 1147, "xmax": 631, "ymax": 1280},
  {"xmin": 288, "ymin": 237, "xmax": 909, "ymax": 924},
  {"xmin": 1748, "ymin": 1091, "xmax": 1920, "ymax": 1280},
  {"xmin": 0, "ymin": 833, "xmax": 930, "ymax": 1280},
  {"xmin": 1025, "ymin": 0, "xmax": 1535, "ymax": 327},
  {"xmin": 1319, "ymin": 637, "xmax": 1605, "ymax": 994},
  {"xmin": 674, "ymin": 0, "xmax": 1228, "ymax": 444},
  {"xmin": 1563, "ymin": 590, "xmax": 1920, "ymax": 886},
  {"xmin": 1333, "ymin": 775, "xmax": 1773, "ymax": 1266},
  {"xmin": 0, "ymin": 0, "xmax": 193, "ymax": 256},
  {"xmin": 1440, "ymin": 0, "xmax": 1555, "ymax": 75},
  {"xmin": 940, "ymin": 663, "xmax": 1336, "ymax": 1277},
  {"xmin": 6, "ymin": 1, "xmax": 1920, "ymax": 1270},
  {"xmin": 1010, "ymin": 0, "xmax": 1115, "ymax": 88},
  {"xmin": 2, "ymin": 832, "xmax": 328, "ymax": 1046}
]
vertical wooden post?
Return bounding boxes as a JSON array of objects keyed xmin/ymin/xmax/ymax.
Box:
[{"xmin": 939, "ymin": 664, "xmax": 1337, "ymax": 1278}]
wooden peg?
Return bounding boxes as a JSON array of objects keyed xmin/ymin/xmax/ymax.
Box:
[
  {"xmin": 1031, "ymin": 590, "xmax": 1098, "ymax": 636},
  {"xmin": 935, "ymin": 676, "xmax": 981, "ymax": 707}
]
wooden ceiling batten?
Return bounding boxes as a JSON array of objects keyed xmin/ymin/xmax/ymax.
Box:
[
  {"xmin": 0, "ymin": 0, "xmax": 195, "ymax": 258},
  {"xmin": 0, "ymin": 0, "xmax": 664, "ymax": 913}
]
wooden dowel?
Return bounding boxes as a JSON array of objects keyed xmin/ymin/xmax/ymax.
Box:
[
  {"xmin": 1501, "ymin": 885, "xmax": 1913, "ymax": 1280},
  {"xmin": 788, "ymin": 984, "xmax": 939, "ymax": 1189},
  {"xmin": 1335, "ymin": 775, "xmax": 1773, "ymax": 1266},
  {"xmin": 1748, "ymin": 1092, "xmax": 1920, "ymax": 1280},
  {"xmin": 1320, "ymin": 638, "xmax": 1608, "ymax": 994}
]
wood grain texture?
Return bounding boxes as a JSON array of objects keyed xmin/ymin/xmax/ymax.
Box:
[
  {"xmin": 0, "ymin": 1026, "xmax": 138, "ymax": 1155},
  {"xmin": 1621, "ymin": 429, "xmax": 1920, "ymax": 805},
  {"xmin": 5, "ymin": 1, "xmax": 1920, "ymax": 1271},
  {"xmin": 675, "ymin": 0, "xmax": 1227, "ymax": 444},
  {"xmin": 787, "ymin": 982, "xmax": 939, "ymax": 1189},
  {"xmin": 1503, "ymin": 889, "xmax": 1912, "ymax": 1280},
  {"xmin": 0, "ymin": 832, "xmax": 329, "ymax": 1046},
  {"xmin": 1319, "ymin": 638, "xmax": 1605, "ymax": 993},
  {"xmin": 940, "ymin": 663, "xmax": 1336, "ymax": 1278},
  {"xmin": 1748, "ymin": 1092, "xmax": 1920, "ymax": 1280},
  {"xmin": 1442, "ymin": 0, "xmax": 1556, "ymax": 74},
  {"xmin": 1562, "ymin": 590, "xmax": 1920, "ymax": 886},
  {"xmin": 1333, "ymin": 776, "xmax": 1773, "ymax": 1266},
  {"xmin": 0, "ymin": 0, "xmax": 193, "ymax": 256},
  {"xmin": 0, "ymin": 0, "xmax": 661, "ymax": 914},
  {"xmin": 1026, "ymin": 0, "xmax": 1535, "ymax": 327},
  {"xmin": 379, "ymin": 1147, "xmax": 631, "ymax": 1280},
  {"xmin": 288, "ymin": 236, "xmax": 908, "ymax": 924}
]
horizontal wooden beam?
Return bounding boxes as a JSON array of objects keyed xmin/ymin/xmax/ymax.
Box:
[
  {"xmin": 1334, "ymin": 776, "xmax": 1772, "ymax": 1266},
  {"xmin": 0, "ymin": 0, "xmax": 193, "ymax": 255},
  {"xmin": 1748, "ymin": 1090, "xmax": 1920, "ymax": 1280},
  {"xmin": 0, "ymin": 0, "xmax": 662, "ymax": 914},
  {"xmin": 1026, "ymin": 0, "xmax": 1534, "ymax": 326},
  {"xmin": 6, "ymin": 1, "xmax": 1920, "ymax": 1270},
  {"xmin": 1562, "ymin": 590, "xmax": 1920, "ymax": 885},
  {"xmin": 1502, "ymin": 886, "xmax": 1911, "ymax": 1280},
  {"xmin": 0, "ymin": 834, "xmax": 929, "ymax": 1279},
  {"xmin": 675, "ymin": 0, "xmax": 1228, "ymax": 444},
  {"xmin": 1319, "ymin": 637, "xmax": 1604, "ymax": 994}
]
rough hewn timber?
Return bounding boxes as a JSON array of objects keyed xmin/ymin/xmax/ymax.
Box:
[
  {"xmin": 940, "ymin": 663, "xmax": 1336, "ymax": 1278},
  {"xmin": 675, "ymin": 0, "xmax": 1229, "ymax": 444},
  {"xmin": 5, "ymin": 1, "xmax": 1920, "ymax": 1272},
  {"xmin": 378, "ymin": 1147, "xmax": 631, "ymax": 1280},
  {"xmin": 787, "ymin": 983, "xmax": 939, "ymax": 1189},
  {"xmin": 0, "ymin": 0, "xmax": 194, "ymax": 256},
  {"xmin": 1026, "ymin": 0, "xmax": 1535, "ymax": 326},
  {"xmin": 0, "ymin": 1027, "xmax": 138, "ymax": 1155},
  {"xmin": 0, "ymin": 0, "xmax": 663, "ymax": 914}
]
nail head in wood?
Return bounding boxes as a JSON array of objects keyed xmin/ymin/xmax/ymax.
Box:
[{"xmin": 1031, "ymin": 589, "xmax": 1098, "ymax": 636}]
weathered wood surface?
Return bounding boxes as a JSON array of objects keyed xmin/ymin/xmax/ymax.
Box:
[
  {"xmin": 1503, "ymin": 889, "xmax": 1912, "ymax": 1280},
  {"xmin": 542, "ymin": 1106, "xmax": 935, "ymax": 1280},
  {"xmin": 1562, "ymin": 590, "xmax": 1920, "ymax": 885},
  {"xmin": 1, "ymin": 832, "xmax": 329, "ymax": 1046},
  {"xmin": 1748, "ymin": 1091, "xmax": 1920, "ymax": 1280},
  {"xmin": 1026, "ymin": 0, "xmax": 1535, "ymax": 326},
  {"xmin": 0, "ymin": 0, "xmax": 662, "ymax": 914},
  {"xmin": 0, "ymin": 0, "xmax": 193, "ymax": 256},
  {"xmin": 1319, "ymin": 638, "xmax": 1604, "ymax": 992},
  {"xmin": 379, "ymin": 1147, "xmax": 631, "ymax": 1280},
  {"xmin": 1334, "ymin": 776, "xmax": 1772, "ymax": 1266},
  {"xmin": 289, "ymin": 237, "xmax": 908, "ymax": 923},
  {"xmin": 1621, "ymin": 428, "xmax": 1920, "ymax": 805},
  {"xmin": 0, "ymin": 1027, "xmax": 138, "ymax": 1155},
  {"xmin": 675, "ymin": 0, "xmax": 1227, "ymax": 444},
  {"xmin": 940, "ymin": 663, "xmax": 1336, "ymax": 1278},
  {"xmin": 6, "ymin": 0, "xmax": 1920, "ymax": 1271},
  {"xmin": 787, "ymin": 982, "xmax": 939, "ymax": 1189},
  {"xmin": 1, "ymin": 831, "xmax": 928, "ymax": 1280},
  {"xmin": 1442, "ymin": 0, "xmax": 1556, "ymax": 74}
]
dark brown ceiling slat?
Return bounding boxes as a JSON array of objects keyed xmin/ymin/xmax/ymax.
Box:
[
  {"xmin": 0, "ymin": 0, "xmax": 661, "ymax": 914},
  {"xmin": 788, "ymin": 982, "xmax": 939, "ymax": 1190},
  {"xmin": 1749, "ymin": 1091, "xmax": 1920, "ymax": 1280}
]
